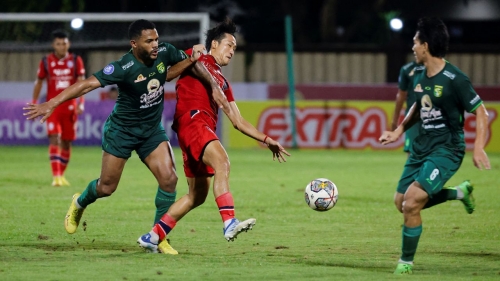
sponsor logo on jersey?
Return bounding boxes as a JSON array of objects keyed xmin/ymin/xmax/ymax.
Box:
[
  {"xmin": 149, "ymin": 72, "xmax": 156, "ymax": 77},
  {"xmin": 140, "ymin": 78, "xmax": 163, "ymax": 109},
  {"xmin": 158, "ymin": 46, "xmax": 166, "ymax": 52},
  {"xmin": 134, "ymin": 74, "xmax": 146, "ymax": 83},
  {"xmin": 122, "ymin": 61, "xmax": 134, "ymax": 70},
  {"xmin": 425, "ymin": 86, "xmax": 431, "ymax": 91},
  {"xmin": 103, "ymin": 64, "xmax": 114, "ymax": 75},
  {"xmin": 414, "ymin": 84, "xmax": 423, "ymax": 92},
  {"xmin": 470, "ymin": 95, "xmax": 481, "ymax": 105},
  {"xmin": 443, "ymin": 70, "xmax": 456, "ymax": 80},
  {"xmin": 51, "ymin": 62, "xmax": 56, "ymax": 67},
  {"xmin": 434, "ymin": 85, "xmax": 443, "ymax": 97},
  {"xmin": 157, "ymin": 62, "xmax": 165, "ymax": 74},
  {"xmin": 409, "ymin": 69, "xmax": 415, "ymax": 77}
]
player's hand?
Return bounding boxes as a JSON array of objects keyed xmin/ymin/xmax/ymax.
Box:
[
  {"xmin": 212, "ymin": 85, "xmax": 229, "ymax": 110},
  {"xmin": 190, "ymin": 44, "xmax": 205, "ymax": 62},
  {"xmin": 379, "ymin": 130, "xmax": 401, "ymax": 145},
  {"xmin": 265, "ymin": 138, "xmax": 291, "ymax": 163},
  {"xmin": 77, "ymin": 103, "xmax": 84, "ymax": 115},
  {"xmin": 472, "ymin": 148, "xmax": 491, "ymax": 170},
  {"xmin": 23, "ymin": 101, "xmax": 55, "ymax": 123}
]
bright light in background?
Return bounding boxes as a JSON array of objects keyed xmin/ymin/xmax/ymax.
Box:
[
  {"xmin": 71, "ymin": 18, "xmax": 84, "ymax": 30},
  {"xmin": 390, "ymin": 18, "xmax": 403, "ymax": 32}
]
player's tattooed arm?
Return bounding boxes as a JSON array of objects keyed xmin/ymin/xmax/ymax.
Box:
[
  {"xmin": 166, "ymin": 44, "xmax": 205, "ymax": 81},
  {"xmin": 190, "ymin": 62, "xmax": 230, "ymax": 111}
]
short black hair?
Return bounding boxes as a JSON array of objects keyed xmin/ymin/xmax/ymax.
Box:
[
  {"xmin": 51, "ymin": 29, "xmax": 68, "ymax": 40},
  {"xmin": 416, "ymin": 17, "xmax": 449, "ymax": 58},
  {"xmin": 128, "ymin": 19, "xmax": 156, "ymax": 40},
  {"xmin": 205, "ymin": 17, "xmax": 237, "ymax": 50}
]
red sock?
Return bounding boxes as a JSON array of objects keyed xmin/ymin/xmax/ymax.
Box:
[
  {"xmin": 49, "ymin": 145, "xmax": 61, "ymax": 177},
  {"xmin": 215, "ymin": 192, "xmax": 235, "ymax": 222},
  {"xmin": 153, "ymin": 213, "xmax": 177, "ymax": 241},
  {"xmin": 60, "ymin": 148, "xmax": 71, "ymax": 175}
]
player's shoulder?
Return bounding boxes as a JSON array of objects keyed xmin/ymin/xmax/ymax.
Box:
[
  {"xmin": 441, "ymin": 61, "xmax": 469, "ymax": 82},
  {"xmin": 102, "ymin": 52, "xmax": 135, "ymax": 75}
]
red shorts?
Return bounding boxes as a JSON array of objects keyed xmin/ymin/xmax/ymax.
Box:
[
  {"xmin": 176, "ymin": 110, "xmax": 218, "ymax": 178},
  {"xmin": 46, "ymin": 104, "xmax": 78, "ymax": 141}
]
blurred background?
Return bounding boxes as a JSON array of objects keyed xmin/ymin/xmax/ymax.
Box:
[{"xmin": 0, "ymin": 0, "xmax": 499, "ymax": 151}]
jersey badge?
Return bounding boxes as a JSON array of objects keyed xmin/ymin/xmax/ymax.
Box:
[
  {"xmin": 157, "ymin": 62, "xmax": 165, "ymax": 74},
  {"xmin": 434, "ymin": 85, "xmax": 443, "ymax": 97},
  {"xmin": 103, "ymin": 64, "xmax": 114, "ymax": 75},
  {"xmin": 67, "ymin": 60, "xmax": 74, "ymax": 68},
  {"xmin": 414, "ymin": 84, "xmax": 423, "ymax": 92},
  {"xmin": 134, "ymin": 74, "xmax": 147, "ymax": 83}
]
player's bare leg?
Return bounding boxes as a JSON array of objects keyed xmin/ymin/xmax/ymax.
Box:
[
  {"xmin": 65, "ymin": 152, "xmax": 127, "ymax": 234},
  {"xmin": 138, "ymin": 176, "xmax": 210, "ymax": 254},
  {"xmin": 202, "ymin": 140, "xmax": 256, "ymax": 241},
  {"xmin": 394, "ymin": 192, "xmax": 404, "ymax": 213},
  {"xmin": 394, "ymin": 182, "xmax": 428, "ymax": 274}
]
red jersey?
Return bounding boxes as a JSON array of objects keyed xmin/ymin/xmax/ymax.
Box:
[
  {"xmin": 174, "ymin": 49, "xmax": 235, "ymax": 126},
  {"xmin": 37, "ymin": 53, "xmax": 85, "ymax": 109}
]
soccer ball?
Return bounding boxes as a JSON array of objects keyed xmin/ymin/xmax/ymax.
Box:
[{"xmin": 304, "ymin": 178, "xmax": 338, "ymax": 211}]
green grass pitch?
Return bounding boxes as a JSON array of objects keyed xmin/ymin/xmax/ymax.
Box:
[{"xmin": 0, "ymin": 146, "xmax": 499, "ymax": 280}]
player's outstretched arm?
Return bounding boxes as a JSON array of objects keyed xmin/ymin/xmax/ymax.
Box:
[
  {"xmin": 223, "ymin": 101, "xmax": 291, "ymax": 162},
  {"xmin": 23, "ymin": 76, "xmax": 101, "ymax": 123},
  {"xmin": 471, "ymin": 104, "xmax": 491, "ymax": 170},
  {"xmin": 166, "ymin": 44, "xmax": 205, "ymax": 82},
  {"xmin": 380, "ymin": 102, "xmax": 419, "ymax": 145}
]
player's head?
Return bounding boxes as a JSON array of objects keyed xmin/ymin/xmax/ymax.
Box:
[
  {"xmin": 412, "ymin": 17, "xmax": 449, "ymax": 64},
  {"xmin": 206, "ymin": 18, "xmax": 237, "ymax": 66},
  {"xmin": 51, "ymin": 29, "xmax": 70, "ymax": 58},
  {"xmin": 129, "ymin": 19, "xmax": 159, "ymax": 63}
]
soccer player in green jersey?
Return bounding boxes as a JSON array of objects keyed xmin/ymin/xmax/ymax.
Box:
[
  {"xmin": 379, "ymin": 17, "xmax": 491, "ymax": 275},
  {"xmin": 391, "ymin": 61, "xmax": 423, "ymax": 153},
  {"xmin": 24, "ymin": 19, "xmax": 228, "ymax": 253}
]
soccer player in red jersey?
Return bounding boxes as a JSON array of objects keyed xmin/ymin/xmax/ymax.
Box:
[
  {"xmin": 138, "ymin": 18, "xmax": 291, "ymax": 253},
  {"xmin": 32, "ymin": 30, "xmax": 86, "ymax": 187}
]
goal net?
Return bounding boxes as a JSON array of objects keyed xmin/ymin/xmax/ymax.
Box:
[{"xmin": 0, "ymin": 13, "xmax": 209, "ymax": 81}]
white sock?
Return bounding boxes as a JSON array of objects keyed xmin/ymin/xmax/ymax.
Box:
[
  {"xmin": 456, "ymin": 187, "xmax": 464, "ymax": 199},
  {"xmin": 223, "ymin": 219, "xmax": 234, "ymax": 229},
  {"xmin": 74, "ymin": 197, "xmax": 83, "ymax": 209},
  {"xmin": 149, "ymin": 231, "xmax": 159, "ymax": 244},
  {"xmin": 398, "ymin": 259, "xmax": 414, "ymax": 265}
]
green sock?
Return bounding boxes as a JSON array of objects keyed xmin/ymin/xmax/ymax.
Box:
[
  {"xmin": 401, "ymin": 224, "xmax": 422, "ymax": 262},
  {"xmin": 77, "ymin": 179, "xmax": 99, "ymax": 208},
  {"xmin": 423, "ymin": 188, "xmax": 457, "ymax": 209},
  {"xmin": 154, "ymin": 187, "xmax": 176, "ymax": 224}
]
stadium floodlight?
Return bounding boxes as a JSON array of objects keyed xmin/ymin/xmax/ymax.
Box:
[
  {"xmin": 390, "ymin": 18, "xmax": 403, "ymax": 32},
  {"xmin": 71, "ymin": 18, "xmax": 84, "ymax": 30}
]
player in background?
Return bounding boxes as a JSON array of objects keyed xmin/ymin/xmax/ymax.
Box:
[
  {"xmin": 138, "ymin": 18, "xmax": 290, "ymax": 254},
  {"xmin": 24, "ymin": 19, "xmax": 228, "ymax": 252},
  {"xmin": 32, "ymin": 30, "xmax": 86, "ymax": 187},
  {"xmin": 379, "ymin": 17, "xmax": 491, "ymax": 275},
  {"xmin": 391, "ymin": 61, "xmax": 422, "ymax": 153}
]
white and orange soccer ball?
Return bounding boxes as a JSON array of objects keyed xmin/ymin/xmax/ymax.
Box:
[{"xmin": 304, "ymin": 178, "xmax": 338, "ymax": 211}]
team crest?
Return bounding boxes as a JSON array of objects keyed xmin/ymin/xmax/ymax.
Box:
[
  {"xmin": 134, "ymin": 74, "xmax": 146, "ymax": 83},
  {"xmin": 434, "ymin": 85, "xmax": 443, "ymax": 97},
  {"xmin": 414, "ymin": 84, "xmax": 423, "ymax": 92},
  {"xmin": 157, "ymin": 62, "xmax": 165, "ymax": 74}
]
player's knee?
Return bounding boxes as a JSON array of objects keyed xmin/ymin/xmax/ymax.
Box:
[
  {"xmin": 213, "ymin": 158, "xmax": 230, "ymax": 174},
  {"xmin": 97, "ymin": 179, "xmax": 118, "ymax": 197},
  {"xmin": 402, "ymin": 198, "xmax": 420, "ymax": 214},
  {"xmin": 159, "ymin": 173, "xmax": 178, "ymax": 193}
]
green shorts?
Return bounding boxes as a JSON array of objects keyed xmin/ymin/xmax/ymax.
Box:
[
  {"xmin": 101, "ymin": 120, "xmax": 169, "ymax": 161},
  {"xmin": 396, "ymin": 147, "xmax": 464, "ymax": 197},
  {"xmin": 403, "ymin": 124, "xmax": 419, "ymax": 153}
]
